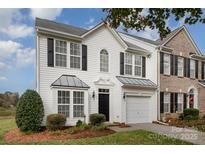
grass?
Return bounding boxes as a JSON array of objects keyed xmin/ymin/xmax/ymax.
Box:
[
  {"xmin": 0, "ymin": 118, "xmax": 192, "ymax": 145},
  {"xmin": 0, "ymin": 107, "xmax": 15, "ymax": 117}
]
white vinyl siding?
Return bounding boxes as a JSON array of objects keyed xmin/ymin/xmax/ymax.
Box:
[
  {"xmin": 163, "ymin": 54, "xmax": 170, "ymax": 75},
  {"xmin": 125, "ymin": 53, "xmax": 133, "ymax": 75},
  {"xmin": 55, "ymin": 40, "xmax": 67, "ymax": 67},
  {"xmin": 58, "ymin": 91, "xmax": 70, "ymax": 117},
  {"xmin": 177, "ymin": 93, "xmax": 183, "ymax": 112},
  {"xmin": 190, "ymin": 59, "xmax": 195, "ymax": 78},
  {"xmin": 70, "ymin": 42, "xmax": 81, "ymax": 69},
  {"xmin": 100, "ymin": 50, "xmax": 109, "ymax": 72},
  {"xmin": 177, "ymin": 57, "xmax": 184, "ymax": 76},
  {"xmin": 134, "ymin": 55, "xmax": 142, "ymax": 76},
  {"xmin": 73, "ymin": 91, "xmax": 84, "ymax": 118},
  {"xmin": 164, "ymin": 93, "xmax": 170, "ymax": 113}
]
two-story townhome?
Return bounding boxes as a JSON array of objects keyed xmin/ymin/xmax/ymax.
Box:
[
  {"xmin": 36, "ymin": 18, "xmax": 205, "ymax": 125},
  {"xmin": 35, "ymin": 18, "xmax": 158, "ymax": 125}
]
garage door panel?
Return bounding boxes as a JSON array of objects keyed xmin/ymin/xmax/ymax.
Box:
[{"xmin": 126, "ymin": 96, "xmax": 150, "ymax": 123}]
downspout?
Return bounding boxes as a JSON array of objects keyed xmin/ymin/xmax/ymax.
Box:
[{"xmin": 157, "ymin": 46, "xmax": 162, "ymax": 121}]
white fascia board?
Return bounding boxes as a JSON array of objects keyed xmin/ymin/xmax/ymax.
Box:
[
  {"xmin": 126, "ymin": 48, "xmax": 152, "ymax": 56},
  {"xmin": 36, "ymin": 26, "xmax": 82, "ymax": 41},
  {"xmin": 81, "ymin": 22, "xmax": 105, "ymax": 37}
]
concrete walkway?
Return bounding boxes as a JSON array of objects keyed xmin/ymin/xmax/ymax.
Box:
[{"xmin": 110, "ymin": 123, "xmax": 205, "ymax": 145}]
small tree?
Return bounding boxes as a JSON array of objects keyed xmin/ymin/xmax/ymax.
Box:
[{"xmin": 16, "ymin": 90, "xmax": 44, "ymax": 132}]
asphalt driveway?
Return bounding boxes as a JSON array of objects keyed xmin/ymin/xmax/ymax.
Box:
[{"xmin": 110, "ymin": 123, "xmax": 205, "ymax": 145}]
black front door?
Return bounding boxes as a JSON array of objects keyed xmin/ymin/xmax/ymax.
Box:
[{"xmin": 99, "ymin": 93, "xmax": 109, "ymax": 121}]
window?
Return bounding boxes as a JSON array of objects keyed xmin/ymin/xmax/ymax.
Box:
[
  {"xmin": 70, "ymin": 42, "xmax": 81, "ymax": 69},
  {"xmin": 177, "ymin": 57, "xmax": 184, "ymax": 76},
  {"xmin": 164, "ymin": 93, "xmax": 170, "ymax": 113},
  {"xmin": 73, "ymin": 91, "xmax": 84, "ymax": 117},
  {"xmin": 55, "ymin": 40, "xmax": 67, "ymax": 67},
  {"xmin": 58, "ymin": 91, "xmax": 70, "ymax": 117},
  {"xmin": 164, "ymin": 54, "xmax": 170, "ymax": 75},
  {"xmin": 134, "ymin": 55, "xmax": 142, "ymax": 76},
  {"xmin": 125, "ymin": 53, "xmax": 133, "ymax": 75},
  {"xmin": 177, "ymin": 93, "xmax": 183, "ymax": 112},
  {"xmin": 100, "ymin": 50, "xmax": 109, "ymax": 72},
  {"xmin": 190, "ymin": 59, "xmax": 195, "ymax": 78}
]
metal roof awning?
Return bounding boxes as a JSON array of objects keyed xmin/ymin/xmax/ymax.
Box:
[
  {"xmin": 51, "ymin": 75, "xmax": 90, "ymax": 89},
  {"xmin": 199, "ymin": 80, "xmax": 205, "ymax": 87},
  {"xmin": 116, "ymin": 76, "xmax": 157, "ymax": 89}
]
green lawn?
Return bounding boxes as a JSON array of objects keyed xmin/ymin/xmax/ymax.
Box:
[
  {"xmin": 0, "ymin": 107, "xmax": 15, "ymax": 117},
  {"xmin": 0, "ymin": 118, "xmax": 192, "ymax": 145}
]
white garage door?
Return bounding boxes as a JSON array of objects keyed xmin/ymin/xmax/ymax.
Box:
[{"xmin": 126, "ymin": 96, "xmax": 150, "ymax": 123}]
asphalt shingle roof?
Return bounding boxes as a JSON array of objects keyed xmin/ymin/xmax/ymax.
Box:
[
  {"xmin": 36, "ymin": 18, "xmax": 88, "ymax": 36},
  {"xmin": 116, "ymin": 76, "xmax": 157, "ymax": 88},
  {"xmin": 124, "ymin": 41, "xmax": 148, "ymax": 51},
  {"xmin": 51, "ymin": 75, "xmax": 89, "ymax": 89}
]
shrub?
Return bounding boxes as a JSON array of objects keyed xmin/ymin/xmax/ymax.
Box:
[
  {"xmin": 90, "ymin": 113, "xmax": 106, "ymax": 126},
  {"xmin": 76, "ymin": 120, "xmax": 83, "ymax": 127},
  {"xmin": 178, "ymin": 113, "xmax": 184, "ymax": 120},
  {"xmin": 183, "ymin": 108, "xmax": 199, "ymax": 120},
  {"xmin": 46, "ymin": 114, "xmax": 66, "ymax": 130},
  {"xmin": 16, "ymin": 90, "xmax": 44, "ymax": 132},
  {"xmin": 91, "ymin": 124, "xmax": 108, "ymax": 131},
  {"xmin": 76, "ymin": 120, "xmax": 89, "ymax": 130}
]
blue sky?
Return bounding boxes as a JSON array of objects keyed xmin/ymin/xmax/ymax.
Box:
[{"xmin": 0, "ymin": 8, "xmax": 205, "ymax": 94}]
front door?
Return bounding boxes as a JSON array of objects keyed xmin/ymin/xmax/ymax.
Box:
[{"xmin": 98, "ymin": 89, "xmax": 109, "ymax": 121}]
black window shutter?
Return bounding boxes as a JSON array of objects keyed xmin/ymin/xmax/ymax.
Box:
[
  {"xmin": 183, "ymin": 93, "xmax": 187, "ymax": 110},
  {"xmin": 183, "ymin": 58, "xmax": 187, "ymax": 77},
  {"xmin": 47, "ymin": 38, "xmax": 54, "ymax": 67},
  {"xmin": 160, "ymin": 52, "xmax": 164, "ymax": 74},
  {"xmin": 142, "ymin": 56, "xmax": 146, "ymax": 77},
  {"xmin": 170, "ymin": 55, "xmax": 174, "ymax": 75},
  {"xmin": 195, "ymin": 60, "xmax": 198, "ymax": 79},
  {"xmin": 170, "ymin": 93, "xmax": 174, "ymax": 113},
  {"xmin": 175, "ymin": 55, "xmax": 178, "ymax": 76},
  {"xmin": 160, "ymin": 92, "xmax": 164, "ymax": 113},
  {"xmin": 175, "ymin": 93, "xmax": 178, "ymax": 112},
  {"xmin": 187, "ymin": 58, "xmax": 190, "ymax": 78},
  {"xmin": 120, "ymin": 52, "xmax": 124, "ymax": 75},
  {"xmin": 202, "ymin": 62, "xmax": 205, "ymax": 80},
  {"xmin": 82, "ymin": 44, "xmax": 87, "ymax": 71}
]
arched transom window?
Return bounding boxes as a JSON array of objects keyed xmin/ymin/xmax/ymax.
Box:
[{"xmin": 100, "ymin": 49, "xmax": 109, "ymax": 72}]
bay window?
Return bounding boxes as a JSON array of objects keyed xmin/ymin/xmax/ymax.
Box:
[
  {"xmin": 58, "ymin": 91, "xmax": 70, "ymax": 117},
  {"xmin": 177, "ymin": 93, "xmax": 183, "ymax": 112},
  {"xmin": 73, "ymin": 91, "xmax": 84, "ymax": 118},
  {"xmin": 70, "ymin": 42, "xmax": 81, "ymax": 69},
  {"xmin": 55, "ymin": 40, "xmax": 67, "ymax": 67},
  {"xmin": 164, "ymin": 53, "xmax": 170, "ymax": 75}
]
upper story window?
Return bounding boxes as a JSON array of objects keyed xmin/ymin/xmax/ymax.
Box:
[
  {"xmin": 134, "ymin": 55, "xmax": 142, "ymax": 76},
  {"xmin": 164, "ymin": 93, "xmax": 170, "ymax": 113},
  {"xmin": 55, "ymin": 40, "xmax": 67, "ymax": 67},
  {"xmin": 100, "ymin": 50, "xmax": 109, "ymax": 72},
  {"xmin": 125, "ymin": 53, "xmax": 133, "ymax": 75},
  {"xmin": 70, "ymin": 42, "xmax": 81, "ymax": 69},
  {"xmin": 163, "ymin": 53, "xmax": 170, "ymax": 75},
  {"xmin": 190, "ymin": 59, "xmax": 195, "ymax": 78},
  {"xmin": 177, "ymin": 57, "xmax": 184, "ymax": 76}
]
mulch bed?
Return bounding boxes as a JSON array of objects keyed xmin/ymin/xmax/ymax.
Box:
[{"xmin": 4, "ymin": 128, "xmax": 115, "ymax": 143}]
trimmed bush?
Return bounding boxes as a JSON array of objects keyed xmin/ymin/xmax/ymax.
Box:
[
  {"xmin": 76, "ymin": 120, "xmax": 83, "ymax": 127},
  {"xmin": 76, "ymin": 120, "xmax": 89, "ymax": 130},
  {"xmin": 90, "ymin": 113, "xmax": 106, "ymax": 126},
  {"xmin": 183, "ymin": 108, "xmax": 199, "ymax": 120},
  {"xmin": 46, "ymin": 114, "xmax": 66, "ymax": 130},
  {"xmin": 16, "ymin": 90, "xmax": 44, "ymax": 132}
]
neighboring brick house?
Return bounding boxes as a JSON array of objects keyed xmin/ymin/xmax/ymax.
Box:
[{"xmin": 159, "ymin": 26, "xmax": 205, "ymax": 120}]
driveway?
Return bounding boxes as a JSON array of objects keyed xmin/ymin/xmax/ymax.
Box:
[{"xmin": 110, "ymin": 123, "xmax": 205, "ymax": 145}]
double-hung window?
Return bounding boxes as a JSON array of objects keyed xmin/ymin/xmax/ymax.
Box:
[
  {"xmin": 164, "ymin": 93, "xmax": 170, "ymax": 113},
  {"xmin": 55, "ymin": 40, "xmax": 67, "ymax": 67},
  {"xmin": 70, "ymin": 42, "xmax": 81, "ymax": 69},
  {"xmin": 164, "ymin": 53, "xmax": 170, "ymax": 75},
  {"xmin": 100, "ymin": 50, "xmax": 109, "ymax": 72},
  {"xmin": 57, "ymin": 91, "xmax": 70, "ymax": 117},
  {"xmin": 134, "ymin": 55, "xmax": 142, "ymax": 76},
  {"xmin": 125, "ymin": 53, "xmax": 133, "ymax": 75},
  {"xmin": 177, "ymin": 93, "xmax": 183, "ymax": 112},
  {"xmin": 177, "ymin": 57, "xmax": 184, "ymax": 76},
  {"xmin": 190, "ymin": 59, "xmax": 195, "ymax": 78},
  {"xmin": 73, "ymin": 91, "xmax": 84, "ymax": 118}
]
